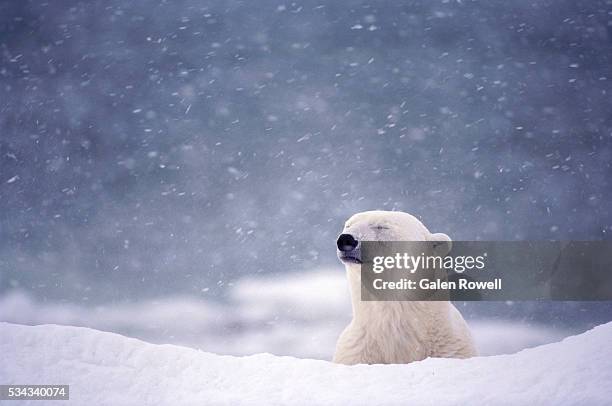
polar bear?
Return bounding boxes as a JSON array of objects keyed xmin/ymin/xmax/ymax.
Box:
[{"xmin": 333, "ymin": 210, "xmax": 477, "ymax": 365}]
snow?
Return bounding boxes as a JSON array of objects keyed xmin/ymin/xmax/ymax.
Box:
[
  {"xmin": 5, "ymin": 175, "xmax": 19, "ymax": 184},
  {"xmin": 0, "ymin": 269, "xmax": 568, "ymax": 359},
  {"xmin": 1, "ymin": 321, "xmax": 611, "ymax": 405}
]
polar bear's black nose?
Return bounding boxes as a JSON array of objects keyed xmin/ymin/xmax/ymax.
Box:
[{"xmin": 337, "ymin": 234, "xmax": 359, "ymax": 252}]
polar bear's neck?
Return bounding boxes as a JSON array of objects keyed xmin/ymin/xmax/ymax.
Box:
[
  {"xmin": 346, "ymin": 266, "xmax": 441, "ymax": 326},
  {"xmin": 337, "ymin": 265, "xmax": 475, "ymax": 364}
]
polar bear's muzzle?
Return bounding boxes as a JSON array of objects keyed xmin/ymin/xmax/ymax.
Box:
[{"xmin": 337, "ymin": 233, "xmax": 362, "ymax": 264}]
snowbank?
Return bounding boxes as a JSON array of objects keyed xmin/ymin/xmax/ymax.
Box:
[{"xmin": 1, "ymin": 322, "xmax": 611, "ymax": 405}]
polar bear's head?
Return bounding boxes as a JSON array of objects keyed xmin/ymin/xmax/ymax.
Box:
[{"xmin": 336, "ymin": 210, "xmax": 451, "ymax": 266}]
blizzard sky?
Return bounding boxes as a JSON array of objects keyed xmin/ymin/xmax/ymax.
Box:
[{"xmin": 1, "ymin": 0, "xmax": 612, "ymax": 334}]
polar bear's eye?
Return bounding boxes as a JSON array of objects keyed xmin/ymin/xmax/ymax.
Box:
[{"xmin": 372, "ymin": 225, "xmax": 390, "ymax": 230}]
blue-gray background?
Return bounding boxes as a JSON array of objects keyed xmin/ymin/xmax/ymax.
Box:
[{"xmin": 1, "ymin": 0, "xmax": 612, "ymax": 346}]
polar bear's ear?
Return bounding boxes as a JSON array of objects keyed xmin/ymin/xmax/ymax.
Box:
[{"xmin": 428, "ymin": 232, "xmax": 452, "ymax": 256}]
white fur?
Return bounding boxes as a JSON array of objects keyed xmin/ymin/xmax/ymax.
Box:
[{"xmin": 333, "ymin": 210, "xmax": 477, "ymax": 365}]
